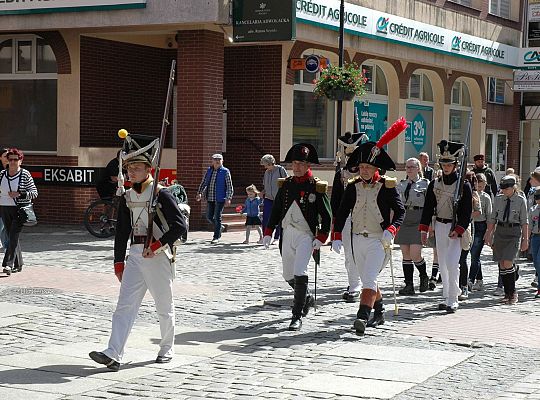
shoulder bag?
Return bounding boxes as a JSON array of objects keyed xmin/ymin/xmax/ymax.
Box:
[{"xmin": 7, "ymin": 174, "xmax": 37, "ymax": 227}]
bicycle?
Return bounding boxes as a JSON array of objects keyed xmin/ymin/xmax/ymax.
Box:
[{"xmin": 84, "ymin": 196, "xmax": 119, "ymax": 238}]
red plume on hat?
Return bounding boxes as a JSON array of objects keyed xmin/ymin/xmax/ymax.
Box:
[{"xmin": 369, "ymin": 117, "xmax": 408, "ymax": 163}]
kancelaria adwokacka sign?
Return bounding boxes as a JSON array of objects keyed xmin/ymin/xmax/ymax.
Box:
[
  {"xmin": 0, "ymin": 0, "xmax": 146, "ymax": 16},
  {"xmin": 233, "ymin": 0, "xmax": 295, "ymax": 43}
]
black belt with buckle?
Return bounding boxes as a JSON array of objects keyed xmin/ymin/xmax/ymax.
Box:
[
  {"xmin": 436, "ymin": 217, "xmax": 452, "ymax": 224},
  {"xmin": 132, "ymin": 235, "xmax": 147, "ymax": 244},
  {"xmin": 406, "ymin": 206, "xmax": 423, "ymax": 210},
  {"xmin": 361, "ymin": 232, "xmax": 369, "ymax": 237},
  {"xmin": 497, "ymin": 222, "xmax": 520, "ymax": 228}
]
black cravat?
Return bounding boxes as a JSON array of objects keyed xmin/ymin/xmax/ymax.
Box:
[
  {"xmin": 404, "ymin": 181, "xmax": 412, "ymax": 202},
  {"xmin": 503, "ymin": 198, "xmax": 511, "ymax": 222}
]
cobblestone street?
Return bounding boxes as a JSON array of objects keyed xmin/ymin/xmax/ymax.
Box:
[{"xmin": 0, "ymin": 225, "xmax": 540, "ymax": 399}]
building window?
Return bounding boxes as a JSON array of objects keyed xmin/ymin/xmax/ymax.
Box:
[
  {"xmin": 449, "ymin": 0, "xmax": 472, "ymax": 6},
  {"xmin": 0, "ymin": 36, "xmax": 57, "ymax": 152},
  {"xmin": 293, "ymin": 68, "xmax": 335, "ymax": 159},
  {"xmin": 409, "ymin": 73, "xmax": 433, "ymax": 101},
  {"xmin": 449, "ymin": 80, "xmax": 471, "ymax": 143},
  {"xmin": 361, "ymin": 63, "xmax": 388, "ymax": 96},
  {"xmin": 489, "ymin": 0, "xmax": 510, "ymax": 19},
  {"xmin": 488, "ymin": 77, "xmax": 505, "ymax": 104}
]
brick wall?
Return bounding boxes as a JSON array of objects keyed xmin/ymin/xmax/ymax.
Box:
[
  {"xmin": 80, "ymin": 36, "xmax": 176, "ymax": 148},
  {"xmin": 224, "ymin": 45, "xmax": 282, "ymax": 190}
]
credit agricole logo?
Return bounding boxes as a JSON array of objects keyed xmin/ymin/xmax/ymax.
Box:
[
  {"xmin": 451, "ymin": 36, "xmax": 461, "ymax": 51},
  {"xmin": 376, "ymin": 17, "xmax": 389, "ymax": 34}
]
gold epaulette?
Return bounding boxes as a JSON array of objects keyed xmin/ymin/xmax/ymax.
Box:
[
  {"xmin": 277, "ymin": 177, "xmax": 287, "ymax": 188},
  {"xmin": 383, "ymin": 176, "xmax": 397, "ymax": 188},
  {"xmin": 316, "ymin": 180, "xmax": 328, "ymax": 193}
]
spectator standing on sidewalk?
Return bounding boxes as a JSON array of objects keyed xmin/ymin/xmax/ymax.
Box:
[
  {"xmin": 196, "ymin": 154, "xmax": 233, "ymax": 244},
  {"xmin": 485, "ymin": 175, "xmax": 529, "ymax": 305},
  {"xmin": 530, "ymin": 189, "xmax": 540, "ymax": 299},
  {"xmin": 240, "ymin": 184, "xmax": 263, "ymax": 244},
  {"xmin": 0, "ymin": 147, "xmax": 8, "ymax": 249},
  {"xmin": 395, "ymin": 157, "xmax": 430, "ymax": 296},
  {"xmin": 472, "ymin": 154, "xmax": 498, "ymax": 198},
  {"xmin": 419, "ymin": 152, "xmax": 434, "ymax": 181},
  {"xmin": 468, "ymin": 173, "xmax": 492, "ymax": 292},
  {"xmin": 260, "ymin": 154, "xmax": 288, "ymax": 244},
  {"xmin": 89, "ymin": 134, "xmax": 187, "ymax": 372},
  {"xmin": 263, "ymin": 143, "xmax": 331, "ymax": 331},
  {"xmin": 420, "ymin": 140, "xmax": 472, "ymax": 313}
]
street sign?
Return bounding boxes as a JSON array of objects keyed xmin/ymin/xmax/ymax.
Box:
[{"xmin": 233, "ymin": 0, "xmax": 295, "ymax": 43}]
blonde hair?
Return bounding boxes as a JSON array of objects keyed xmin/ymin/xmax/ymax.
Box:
[
  {"xmin": 506, "ymin": 168, "xmax": 515, "ymax": 175},
  {"xmin": 405, "ymin": 157, "xmax": 423, "ymax": 178},
  {"xmin": 246, "ymin": 184, "xmax": 260, "ymax": 194}
]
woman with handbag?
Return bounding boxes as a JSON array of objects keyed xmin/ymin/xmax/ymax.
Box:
[{"xmin": 0, "ymin": 148, "xmax": 38, "ymax": 276}]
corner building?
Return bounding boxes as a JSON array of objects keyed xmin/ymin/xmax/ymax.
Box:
[{"xmin": 0, "ymin": 1, "xmax": 524, "ymax": 228}]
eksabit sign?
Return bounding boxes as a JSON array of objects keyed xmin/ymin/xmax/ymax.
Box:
[
  {"xmin": 0, "ymin": 0, "xmax": 147, "ymax": 16},
  {"xmin": 233, "ymin": 0, "xmax": 295, "ymax": 43}
]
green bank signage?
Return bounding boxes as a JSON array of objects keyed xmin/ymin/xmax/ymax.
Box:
[
  {"xmin": 0, "ymin": 0, "xmax": 146, "ymax": 16},
  {"xmin": 233, "ymin": 0, "xmax": 295, "ymax": 43}
]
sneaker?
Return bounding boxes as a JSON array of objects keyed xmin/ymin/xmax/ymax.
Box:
[
  {"xmin": 500, "ymin": 295, "xmax": 510, "ymax": 304},
  {"xmin": 428, "ymin": 277, "xmax": 437, "ymax": 291},
  {"xmin": 210, "ymin": 239, "xmax": 219, "ymax": 244},
  {"xmin": 242, "ymin": 240, "xmax": 249, "ymax": 244},
  {"xmin": 2, "ymin": 266, "xmax": 11, "ymax": 276},
  {"xmin": 446, "ymin": 302, "xmax": 459, "ymax": 313},
  {"xmin": 467, "ymin": 281, "xmax": 473, "ymax": 291},
  {"xmin": 345, "ymin": 291, "xmax": 360, "ymax": 303},
  {"xmin": 532, "ymin": 276, "xmax": 538, "ymax": 288},
  {"xmin": 472, "ymin": 279, "xmax": 484, "ymax": 291},
  {"xmin": 494, "ymin": 286, "xmax": 504, "ymax": 296},
  {"xmin": 458, "ymin": 287, "xmax": 469, "ymax": 301},
  {"xmin": 508, "ymin": 293, "xmax": 519, "ymax": 305}
]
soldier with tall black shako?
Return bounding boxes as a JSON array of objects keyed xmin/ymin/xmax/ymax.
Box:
[
  {"xmin": 331, "ymin": 140, "xmax": 405, "ymax": 336},
  {"xmin": 263, "ymin": 143, "xmax": 332, "ymax": 331},
  {"xmin": 419, "ymin": 140, "xmax": 472, "ymax": 313},
  {"xmin": 89, "ymin": 133, "xmax": 187, "ymax": 372}
]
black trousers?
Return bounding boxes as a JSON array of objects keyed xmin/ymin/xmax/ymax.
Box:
[{"xmin": 1, "ymin": 206, "xmax": 23, "ymax": 268}]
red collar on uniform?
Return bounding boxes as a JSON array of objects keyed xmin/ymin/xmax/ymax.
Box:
[{"xmin": 293, "ymin": 169, "xmax": 313, "ymax": 183}]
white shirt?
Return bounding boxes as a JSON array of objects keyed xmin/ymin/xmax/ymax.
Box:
[{"xmin": 0, "ymin": 171, "xmax": 20, "ymax": 206}]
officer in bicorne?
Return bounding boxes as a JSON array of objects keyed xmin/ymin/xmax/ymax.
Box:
[
  {"xmin": 263, "ymin": 143, "xmax": 332, "ymax": 331},
  {"xmin": 419, "ymin": 140, "xmax": 472, "ymax": 313},
  {"xmin": 331, "ymin": 137, "xmax": 405, "ymax": 336},
  {"xmin": 89, "ymin": 133, "xmax": 187, "ymax": 371}
]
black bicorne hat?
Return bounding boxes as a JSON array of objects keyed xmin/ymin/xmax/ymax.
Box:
[
  {"xmin": 437, "ymin": 140, "xmax": 464, "ymax": 163},
  {"xmin": 121, "ymin": 133, "xmax": 160, "ymax": 167},
  {"xmin": 282, "ymin": 143, "xmax": 320, "ymax": 164},
  {"xmin": 345, "ymin": 142, "xmax": 396, "ymax": 171}
]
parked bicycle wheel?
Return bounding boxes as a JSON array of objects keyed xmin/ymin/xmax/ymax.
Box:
[{"xmin": 84, "ymin": 199, "xmax": 117, "ymax": 238}]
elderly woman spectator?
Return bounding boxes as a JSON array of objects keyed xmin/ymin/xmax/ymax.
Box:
[
  {"xmin": 260, "ymin": 154, "xmax": 288, "ymax": 244},
  {"xmin": 0, "ymin": 148, "xmax": 38, "ymax": 275}
]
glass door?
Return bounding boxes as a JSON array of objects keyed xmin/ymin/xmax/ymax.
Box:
[{"xmin": 486, "ymin": 130, "xmax": 507, "ymax": 181}]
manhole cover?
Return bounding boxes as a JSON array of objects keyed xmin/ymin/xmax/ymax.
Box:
[{"xmin": 1, "ymin": 287, "xmax": 59, "ymax": 295}]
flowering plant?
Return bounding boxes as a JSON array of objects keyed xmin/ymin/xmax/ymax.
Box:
[{"xmin": 313, "ymin": 62, "xmax": 367, "ymax": 101}]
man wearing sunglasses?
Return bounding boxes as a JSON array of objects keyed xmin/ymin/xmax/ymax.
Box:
[{"xmin": 419, "ymin": 140, "xmax": 472, "ymax": 313}]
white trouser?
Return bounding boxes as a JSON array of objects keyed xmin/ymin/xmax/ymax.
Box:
[
  {"xmin": 104, "ymin": 244, "xmax": 175, "ymax": 362},
  {"xmin": 281, "ymin": 225, "xmax": 314, "ymax": 281},
  {"xmin": 351, "ymin": 233, "xmax": 386, "ymax": 291},
  {"xmin": 343, "ymin": 216, "xmax": 361, "ymax": 293},
  {"xmin": 435, "ymin": 221, "xmax": 461, "ymax": 305}
]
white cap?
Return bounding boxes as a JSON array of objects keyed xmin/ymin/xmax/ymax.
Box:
[{"xmin": 212, "ymin": 153, "xmax": 223, "ymax": 160}]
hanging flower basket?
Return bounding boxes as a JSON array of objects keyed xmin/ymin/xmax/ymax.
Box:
[{"xmin": 313, "ymin": 62, "xmax": 367, "ymax": 102}]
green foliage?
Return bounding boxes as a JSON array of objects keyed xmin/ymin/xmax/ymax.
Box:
[{"xmin": 313, "ymin": 62, "xmax": 367, "ymax": 99}]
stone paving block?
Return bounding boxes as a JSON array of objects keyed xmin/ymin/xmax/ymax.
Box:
[
  {"xmin": 338, "ymin": 359, "xmax": 448, "ymax": 383},
  {"xmin": 0, "ymin": 302, "xmax": 49, "ymax": 317},
  {"xmin": 0, "ymin": 386, "xmax": 61, "ymax": 400},
  {"xmin": 0, "ymin": 316, "xmax": 26, "ymax": 328},
  {"xmin": 0, "ymin": 364, "xmax": 113, "ymax": 395},
  {"xmin": 286, "ymin": 373, "xmax": 414, "ymax": 399},
  {"xmin": 325, "ymin": 343, "xmax": 473, "ymax": 366}
]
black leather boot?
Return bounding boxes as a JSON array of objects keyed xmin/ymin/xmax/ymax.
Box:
[
  {"xmin": 367, "ymin": 299, "xmax": 385, "ymax": 328},
  {"xmin": 289, "ymin": 275, "xmax": 308, "ymax": 331},
  {"xmin": 353, "ymin": 304, "xmax": 372, "ymax": 336},
  {"xmin": 302, "ymin": 288, "xmax": 315, "ymax": 316},
  {"xmin": 399, "ymin": 283, "xmax": 415, "ymax": 295}
]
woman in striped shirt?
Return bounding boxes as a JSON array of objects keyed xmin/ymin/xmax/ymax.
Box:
[{"xmin": 0, "ymin": 148, "xmax": 38, "ymax": 275}]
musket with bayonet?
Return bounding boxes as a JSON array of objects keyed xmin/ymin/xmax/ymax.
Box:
[
  {"xmin": 144, "ymin": 60, "xmax": 176, "ymax": 253},
  {"xmin": 450, "ymin": 110, "xmax": 473, "ymax": 233}
]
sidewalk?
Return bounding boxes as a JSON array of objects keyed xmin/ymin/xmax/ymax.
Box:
[{"xmin": 0, "ymin": 225, "xmax": 539, "ymax": 399}]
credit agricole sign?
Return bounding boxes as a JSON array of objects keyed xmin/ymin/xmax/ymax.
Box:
[
  {"xmin": 0, "ymin": 0, "xmax": 146, "ymax": 15},
  {"xmin": 296, "ymin": 0, "xmax": 519, "ymax": 68}
]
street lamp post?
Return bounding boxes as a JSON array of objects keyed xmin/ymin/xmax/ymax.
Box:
[{"xmin": 336, "ymin": 0, "xmax": 345, "ymax": 144}]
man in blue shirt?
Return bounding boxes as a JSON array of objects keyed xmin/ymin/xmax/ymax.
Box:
[{"xmin": 196, "ymin": 154, "xmax": 233, "ymax": 244}]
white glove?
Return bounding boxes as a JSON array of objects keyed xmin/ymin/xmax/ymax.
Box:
[
  {"xmin": 262, "ymin": 235, "xmax": 272, "ymax": 249},
  {"xmin": 312, "ymin": 239, "xmax": 323, "ymax": 250},
  {"xmin": 331, "ymin": 240, "xmax": 342, "ymax": 254},
  {"xmin": 381, "ymin": 230, "xmax": 394, "ymax": 248}
]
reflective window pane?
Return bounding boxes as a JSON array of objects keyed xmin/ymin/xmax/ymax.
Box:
[
  {"xmin": 362, "ymin": 65, "xmax": 373, "ymax": 93},
  {"xmin": 0, "ymin": 40, "xmax": 12, "ymax": 74},
  {"xmin": 36, "ymin": 38, "xmax": 57, "ymax": 73},
  {"xmin": 16, "ymin": 40, "xmax": 32, "ymax": 72},
  {"xmin": 375, "ymin": 65, "xmax": 388, "ymax": 95},
  {"xmin": 409, "ymin": 74, "xmax": 421, "ymax": 99}
]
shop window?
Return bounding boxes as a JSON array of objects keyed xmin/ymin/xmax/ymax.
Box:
[
  {"xmin": 0, "ymin": 36, "xmax": 57, "ymax": 152},
  {"xmin": 449, "ymin": 80, "xmax": 471, "ymax": 143},
  {"xmin": 361, "ymin": 63, "xmax": 388, "ymax": 96},
  {"xmin": 409, "ymin": 73, "xmax": 432, "ymax": 101},
  {"xmin": 489, "ymin": 0, "xmax": 510, "ymax": 19},
  {"xmin": 488, "ymin": 77, "xmax": 505, "ymax": 104}
]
